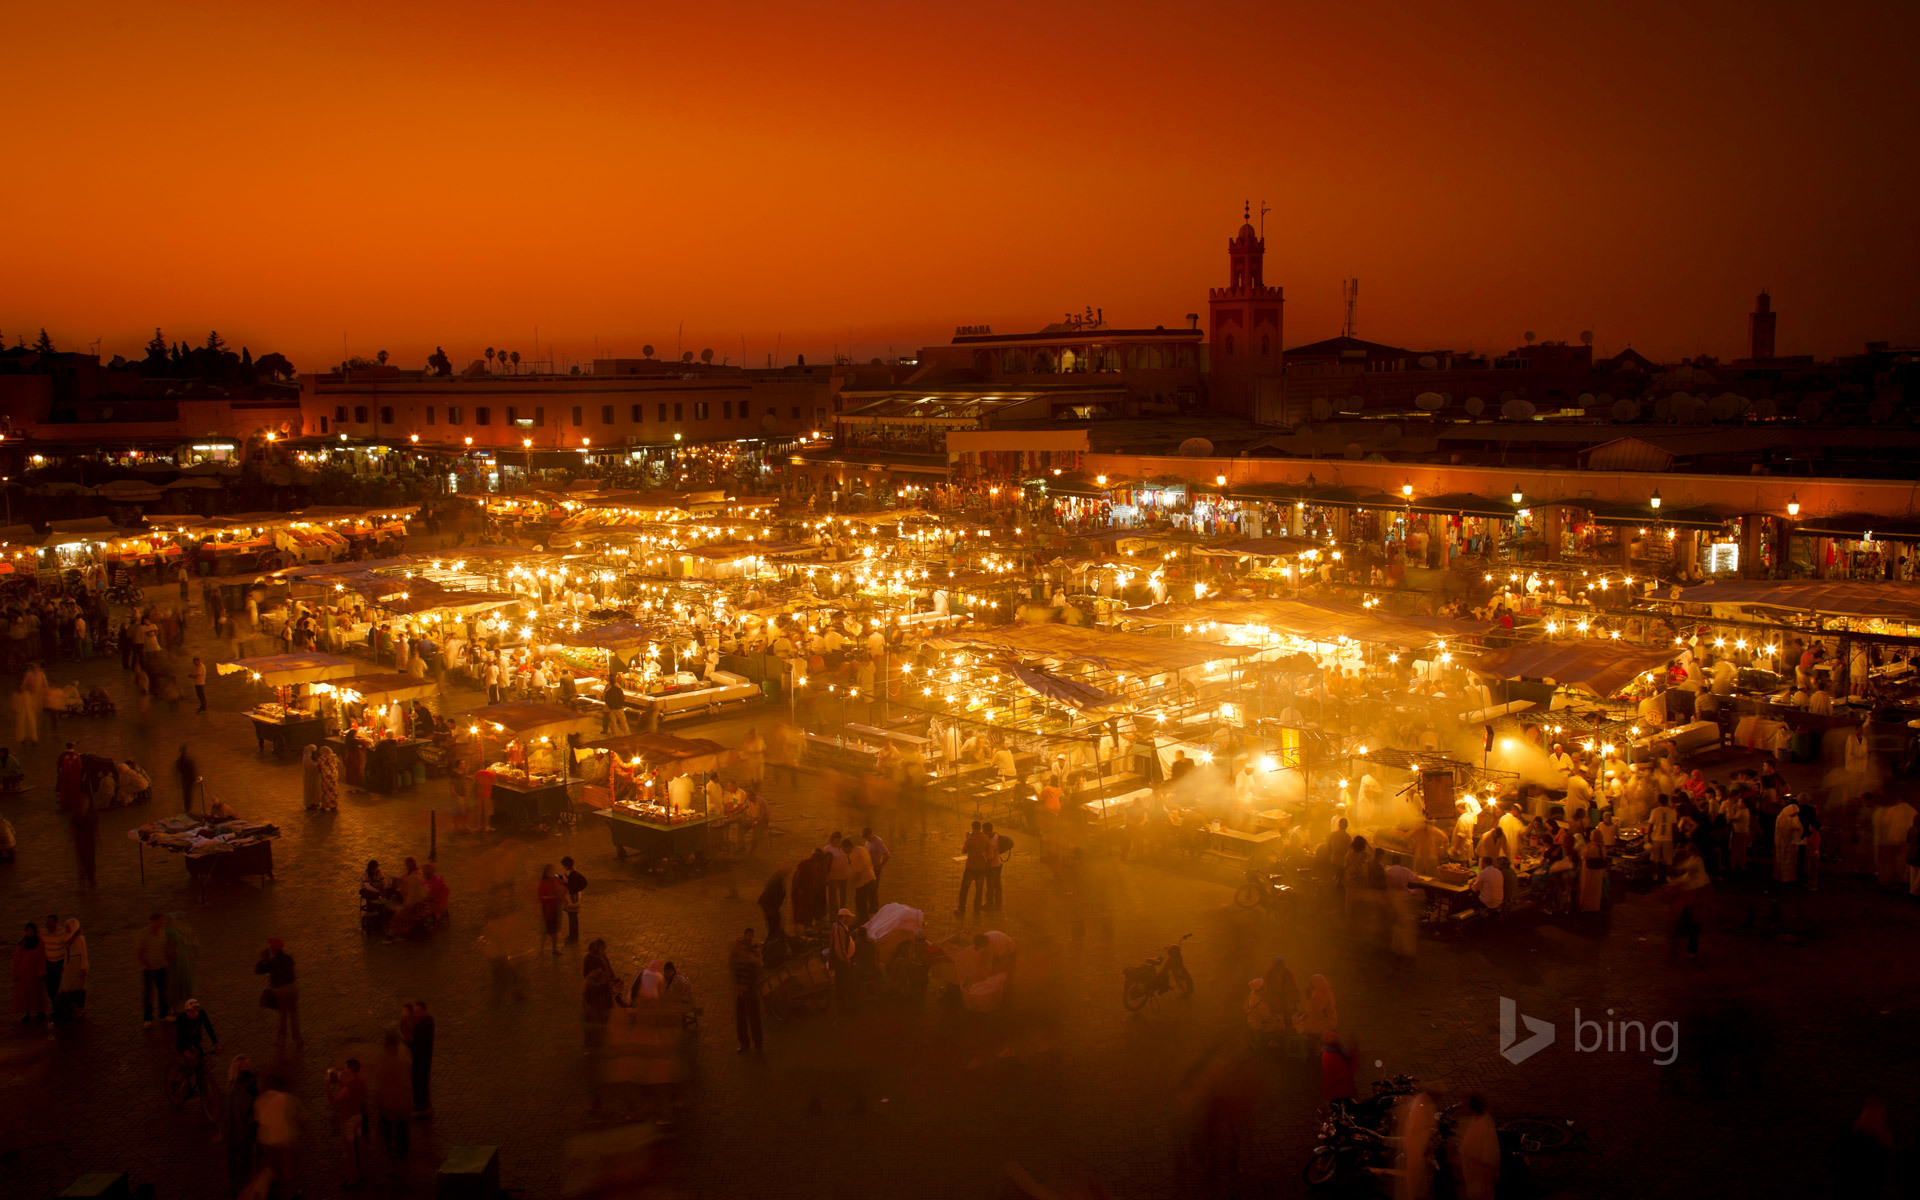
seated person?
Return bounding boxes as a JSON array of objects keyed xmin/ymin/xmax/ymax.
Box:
[
  {"xmin": 0, "ymin": 746, "xmax": 22, "ymax": 792},
  {"xmin": 1472, "ymin": 856, "xmax": 1505, "ymax": 911},
  {"xmin": 1244, "ymin": 977, "xmax": 1290, "ymax": 1034}
]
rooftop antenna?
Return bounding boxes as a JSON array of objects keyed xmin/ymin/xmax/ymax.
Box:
[
  {"xmin": 1341, "ymin": 278, "xmax": 1360, "ymax": 339},
  {"xmin": 1259, "ymin": 200, "xmax": 1270, "ymax": 241}
]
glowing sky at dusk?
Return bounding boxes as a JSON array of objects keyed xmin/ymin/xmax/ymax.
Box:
[{"xmin": 6, "ymin": 0, "xmax": 1917, "ymax": 371}]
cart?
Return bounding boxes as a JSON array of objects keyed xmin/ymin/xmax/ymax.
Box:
[{"xmin": 758, "ymin": 944, "xmax": 832, "ymax": 1021}]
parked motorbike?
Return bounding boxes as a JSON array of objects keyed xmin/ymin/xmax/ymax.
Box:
[
  {"xmin": 1302, "ymin": 1103, "xmax": 1398, "ymax": 1188},
  {"xmin": 1121, "ymin": 933, "xmax": 1193, "ymax": 1011}
]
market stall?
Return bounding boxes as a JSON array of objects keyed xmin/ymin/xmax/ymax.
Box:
[
  {"xmin": 217, "ymin": 652, "xmax": 361, "ymax": 757},
  {"xmin": 456, "ymin": 701, "xmax": 601, "ymax": 829},
  {"xmin": 135, "ymin": 811, "xmax": 281, "ymax": 888},
  {"xmin": 582, "ymin": 732, "xmax": 738, "ymax": 865},
  {"xmin": 318, "ymin": 673, "xmax": 444, "ymax": 792}
]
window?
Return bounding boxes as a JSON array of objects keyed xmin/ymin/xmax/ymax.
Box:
[
  {"xmin": 631, "ymin": 404, "xmax": 643, "ymax": 423},
  {"xmin": 334, "ymin": 406, "xmax": 347, "ymax": 422},
  {"xmin": 791, "ymin": 406, "xmax": 801, "ymax": 419},
  {"xmin": 694, "ymin": 402, "xmax": 709, "ymax": 420},
  {"xmin": 571, "ymin": 406, "xmax": 583, "ymax": 427},
  {"xmin": 535, "ymin": 407, "xmax": 544, "ymax": 427},
  {"xmin": 319, "ymin": 416, "xmax": 328, "ymax": 433},
  {"xmin": 447, "ymin": 406, "xmax": 462, "ymax": 425},
  {"xmin": 379, "ymin": 406, "xmax": 393, "ymax": 424},
  {"xmin": 506, "ymin": 406, "xmax": 518, "ymax": 425},
  {"xmin": 657, "ymin": 403, "xmax": 667, "ymax": 422},
  {"xmin": 475, "ymin": 407, "xmax": 490, "ymax": 425},
  {"xmin": 601, "ymin": 405, "xmax": 614, "ymax": 425},
  {"xmin": 673, "ymin": 403, "xmax": 683, "ymax": 421},
  {"xmin": 722, "ymin": 401, "xmax": 733, "ymax": 419},
  {"xmin": 353, "ymin": 406, "xmax": 368, "ymax": 423},
  {"xmin": 739, "ymin": 401, "xmax": 750, "ymax": 419},
  {"xmin": 425, "ymin": 407, "xmax": 435, "ymax": 425}
]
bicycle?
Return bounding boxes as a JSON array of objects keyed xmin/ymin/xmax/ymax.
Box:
[
  {"xmin": 163, "ymin": 1045, "xmax": 222, "ymax": 1122},
  {"xmin": 1498, "ymin": 1116, "xmax": 1579, "ymax": 1153},
  {"xmin": 1233, "ymin": 867, "xmax": 1298, "ymax": 919}
]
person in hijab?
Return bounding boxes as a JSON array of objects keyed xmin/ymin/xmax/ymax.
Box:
[
  {"xmin": 301, "ymin": 743, "xmax": 321, "ymax": 810},
  {"xmin": 316, "ymin": 743, "xmax": 340, "ymax": 811},
  {"xmin": 1259, "ymin": 957, "xmax": 1300, "ymax": 1032},
  {"xmin": 13, "ymin": 923, "xmax": 47, "ymax": 1023},
  {"xmin": 1682, "ymin": 769, "xmax": 1709, "ymax": 803},
  {"xmin": 1773, "ymin": 800, "xmax": 1803, "ymax": 883},
  {"xmin": 56, "ymin": 918, "xmax": 88, "ymax": 1019},
  {"xmin": 1296, "ymin": 973, "xmax": 1338, "ymax": 1037},
  {"xmin": 165, "ymin": 914, "xmax": 198, "ymax": 1015}
]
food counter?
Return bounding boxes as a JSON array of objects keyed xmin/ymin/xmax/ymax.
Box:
[
  {"xmin": 598, "ymin": 804, "xmax": 712, "ymax": 863},
  {"xmin": 1630, "ymin": 720, "xmax": 1721, "ymax": 763},
  {"xmin": 633, "ymin": 670, "xmax": 763, "ymax": 725},
  {"xmin": 478, "ymin": 769, "xmax": 571, "ymax": 828},
  {"xmin": 248, "ymin": 704, "xmax": 327, "ymax": 758},
  {"xmin": 325, "ymin": 735, "xmax": 425, "ymax": 794}
]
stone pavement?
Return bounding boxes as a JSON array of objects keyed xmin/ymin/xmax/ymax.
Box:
[{"xmin": 4, "ymin": 595, "xmax": 1920, "ymax": 1198}]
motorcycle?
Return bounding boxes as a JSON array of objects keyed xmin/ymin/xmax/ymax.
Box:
[
  {"xmin": 1121, "ymin": 933, "xmax": 1193, "ymax": 1011},
  {"xmin": 1302, "ymin": 1103, "xmax": 1398, "ymax": 1188},
  {"xmin": 1336, "ymin": 1074, "xmax": 1419, "ymax": 1131},
  {"xmin": 1233, "ymin": 867, "xmax": 1296, "ymax": 917}
]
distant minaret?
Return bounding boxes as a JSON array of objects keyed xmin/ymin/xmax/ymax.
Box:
[{"xmin": 1749, "ymin": 290, "xmax": 1776, "ymax": 360}]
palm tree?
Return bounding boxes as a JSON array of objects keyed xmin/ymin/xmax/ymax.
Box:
[
  {"xmin": 509, "ymin": 350, "xmax": 521, "ymax": 374},
  {"xmin": 376, "ymin": 349, "xmax": 389, "ymax": 366},
  {"xmin": 485, "ymin": 347, "xmax": 496, "ymax": 373}
]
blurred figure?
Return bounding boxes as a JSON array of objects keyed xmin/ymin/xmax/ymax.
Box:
[
  {"xmin": 1831, "ymin": 1097, "xmax": 1891, "ymax": 1199},
  {"xmin": 1392, "ymin": 1089, "xmax": 1438, "ymax": 1200},
  {"xmin": 1454, "ymin": 1095, "xmax": 1500, "ymax": 1200}
]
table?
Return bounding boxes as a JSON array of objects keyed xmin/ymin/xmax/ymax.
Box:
[
  {"xmin": 486, "ymin": 777, "xmax": 570, "ymax": 828},
  {"xmin": 1631, "ymin": 720, "xmax": 1720, "ymax": 763},
  {"xmin": 330, "ymin": 736, "xmax": 424, "ymax": 793},
  {"xmin": 1199, "ymin": 826, "xmax": 1280, "ymax": 859},
  {"xmin": 599, "ymin": 809, "xmax": 711, "ymax": 863},
  {"xmin": 185, "ymin": 839, "xmax": 276, "ymax": 883},
  {"xmin": 249, "ymin": 711, "xmax": 326, "ymax": 758}
]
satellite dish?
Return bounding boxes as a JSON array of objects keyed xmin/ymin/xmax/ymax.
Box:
[
  {"xmin": 1343, "ymin": 442, "xmax": 1364, "ymax": 460},
  {"xmin": 1596, "ymin": 392, "xmax": 1613, "ymax": 407},
  {"xmin": 642, "ymin": 345, "xmax": 654, "ymax": 358},
  {"xmin": 1752, "ymin": 397, "xmax": 1778, "ymax": 419},
  {"xmin": 1576, "ymin": 392, "xmax": 1595, "ymax": 406},
  {"xmin": 1709, "ymin": 392, "xmax": 1747, "ymax": 421},
  {"xmin": 1178, "ymin": 437, "xmax": 1215, "ymax": 457},
  {"xmin": 681, "ymin": 351, "xmax": 694, "ymax": 363},
  {"xmin": 1418, "ymin": 355, "xmax": 1438, "ymax": 370},
  {"xmin": 1414, "ymin": 391, "xmax": 1444, "ymax": 411},
  {"xmin": 1580, "ymin": 330, "xmax": 1594, "ymax": 345},
  {"xmin": 700, "ymin": 348, "xmax": 714, "ymax": 364},
  {"xmin": 1500, "ymin": 398, "xmax": 1537, "ymax": 421},
  {"xmin": 1464, "ymin": 396, "xmax": 1485, "ymax": 417},
  {"xmin": 1796, "ymin": 395, "xmax": 1823, "ymax": 422},
  {"xmin": 1311, "ymin": 397, "xmax": 1334, "ymax": 421},
  {"xmin": 1524, "ymin": 331, "xmax": 1536, "ymax": 344},
  {"xmin": 1611, "ymin": 398, "xmax": 1641, "ymax": 422}
]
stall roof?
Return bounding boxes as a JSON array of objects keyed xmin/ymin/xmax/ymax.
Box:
[
  {"xmin": 374, "ymin": 590, "xmax": 519, "ymax": 617},
  {"xmin": 457, "ymin": 701, "xmax": 600, "ymax": 741},
  {"xmin": 44, "ymin": 516, "xmax": 128, "ymax": 545},
  {"xmin": 1667, "ymin": 579, "xmax": 1920, "ymax": 621},
  {"xmin": 1791, "ymin": 512, "xmax": 1920, "ymax": 542},
  {"xmin": 928, "ymin": 623, "xmax": 1256, "ymax": 675},
  {"xmin": 215, "ymin": 652, "xmax": 362, "ymax": 684},
  {"xmin": 553, "ymin": 622, "xmax": 658, "ymax": 653},
  {"xmin": 1125, "ymin": 596, "xmax": 1489, "ymax": 650},
  {"xmin": 1193, "ymin": 536, "xmax": 1319, "ymax": 557},
  {"xmin": 1466, "ymin": 643, "xmax": 1676, "ymax": 697},
  {"xmin": 1407, "ymin": 492, "xmax": 1518, "ymax": 518},
  {"xmin": 330, "ymin": 673, "xmax": 439, "ymax": 703},
  {"xmin": 582, "ymin": 732, "xmax": 733, "ymax": 777}
]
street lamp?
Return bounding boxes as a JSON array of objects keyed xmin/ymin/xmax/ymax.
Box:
[
  {"xmin": 1402, "ymin": 481, "xmax": 1413, "ymax": 498},
  {"xmin": 1787, "ymin": 494, "xmax": 1800, "ymax": 517},
  {"xmin": 463, "ymin": 437, "xmax": 473, "ymax": 447},
  {"xmin": 1650, "ymin": 488, "xmax": 1661, "ymax": 510},
  {"xmin": 1511, "ymin": 488, "xmax": 1523, "ymax": 505},
  {"xmin": 1215, "ymin": 474, "xmax": 1227, "ymax": 486},
  {"xmin": 409, "ymin": 434, "xmax": 418, "ymax": 444}
]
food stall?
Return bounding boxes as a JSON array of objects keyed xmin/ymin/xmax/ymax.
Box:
[
  {"xmin": 216, "ymin": 652, "xmax": 362, "ymax": 757},
  {"xmin": 135, "ymin": 811, "xmax": 281, "ymax": 888},
  {"xmin": 319, "ymin": 673, "xmax": 443, "ymax": 792},
  {"xmin": 455, "ymin": 701, "xmax": 601, "ymax": 829},
  {"xmin": 583, "ymin": 732, "xmax": 738, "ymax": 865}
]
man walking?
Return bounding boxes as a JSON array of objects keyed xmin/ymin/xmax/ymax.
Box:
[
  {"xmin": 757, "ymin": 868, "xmax": 787, "ymax": 941},
  {"xmin": 1646, "ymin": 795, "xmax": 1678, "ymax": 882},
  {"xmin": 847, "ymin": 835, "xmax": 877, "ymax": 921},
  {"xmin": 560, "ymin": 856, "xmax": 589, "ymax": 943},
  {"xmin": 956, "ymin": 821, "xmax": 989, "ymax": 918},
  {"xmin": 136, "ymin": 911, "xmax": 174, "ymax": 1027},
  {"xmin": 729, "ymin": 927, "xmax": 764, "ymax": 1053},
  {"xmin": 982, "ymin": 821, "xmax": 1007, "ymax": 911},
  {"xmin": 823, "ymin": 833, "xmax": 850, "ymax": 913},
  {"xmin": 174, "ymin": 745, "xmax": 198, "ymax": 813},
  {"xmin": 401, "ymin": 1000, "xmax": 435, "ymax": 1118},
  {"xmin": 191, "ymin": 657, "xmax": 209, "ymax": 712},
  {"xmin": 327, "ymin": 1058, "xmax": 368, "ymax": 1190},
  {"xmin": 603, "ymin": 679, "xmax": 629, "ymax": 735},
  {"xmin": 863, "ymin": 827, "xmax": 890, "ymax": 907},
  {"xmin": 254, "ymin": 937, "xmax": 302, "ymax": 1045}
]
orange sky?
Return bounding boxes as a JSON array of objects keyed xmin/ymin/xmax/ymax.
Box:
[{"xmin": 6, "ymin": 0, "xmax": 1917, "ymax": 372}]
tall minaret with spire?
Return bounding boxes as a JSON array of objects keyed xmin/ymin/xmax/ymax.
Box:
[{"xmin": 1208, "ymin": 201, "xmax": 1285, "ymax": 420}]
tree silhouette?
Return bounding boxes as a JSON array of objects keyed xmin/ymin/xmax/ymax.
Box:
[
  {"xmin": 32, "ymin": 329, "xmax": 54, "ymax": 354},
  {"xmin": 376, "ymin": 349, "xmax": 390, "ymax": 366},
  {"xmin": 509, "ymin": 350, "xmax": 521, "ymax": 373},
  {"xmin": 255, "ymin": 352, "xmax": 295, "ymax": 381},
  {"xmin": 206, "ymin": 330, "xmax": 225, "ymax": 352},
  {"xmin": 427, "ymin": 346, "xmax": 452, "ymax": 376},
  {"xmin": 145, "ymin": 328, "xmax": 168, "ymax": 361},
  {"xmin": 485, "ymin": 347, "xmax": 496, "ymax": 372}
]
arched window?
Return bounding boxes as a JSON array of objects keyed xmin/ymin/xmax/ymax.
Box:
[
  {"xmin": 1224, "ymin": 336, "xmax": 1235, "ymax": 356},
  {"xmin": 1261, "ymin": 335, "xmax": 1270, "ymax": 356}
]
